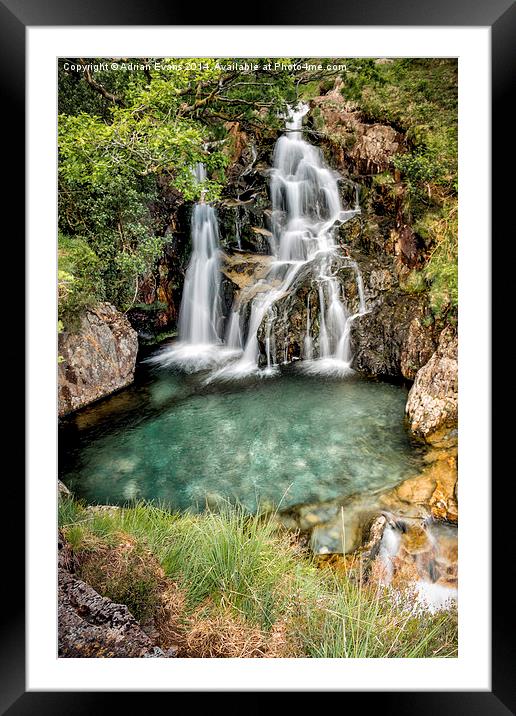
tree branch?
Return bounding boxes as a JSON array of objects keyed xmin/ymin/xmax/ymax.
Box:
[{"xmin": 78, "ymin": 58, "xmax": 124, "ymax": 106}]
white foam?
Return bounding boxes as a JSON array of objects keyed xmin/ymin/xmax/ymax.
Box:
[{"xmin": 145, "ymin": 342, "xmax": 242, "ymax": 373}]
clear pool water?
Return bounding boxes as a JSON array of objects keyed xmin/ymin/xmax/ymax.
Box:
[{"xmin": 59, "ymin": 360, "xmax": 424, "ymax": 513}]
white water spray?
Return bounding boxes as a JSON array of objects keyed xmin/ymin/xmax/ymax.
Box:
[{"xmin": 211, "ymin": 102, "xmax": 367, "ymax": 380}]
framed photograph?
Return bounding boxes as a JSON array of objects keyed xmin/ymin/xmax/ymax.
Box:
[{"xmin": 4, "ymin": 0, "xmax": 508, "ymax": 710}]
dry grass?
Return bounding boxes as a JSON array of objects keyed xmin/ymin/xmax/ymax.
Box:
[
  {"xmin": 74, "ymin": 532, "xmax": 165, "ymax": 623},
  {"xmin": 59, "ymin": 498, "xmax": 458, "ymax": 658},
  {"xmin": 149, "ymin": 583, "xmax": 299, "ymax": 658}
]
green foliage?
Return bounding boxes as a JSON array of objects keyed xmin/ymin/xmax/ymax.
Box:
[
  {"xmin": 340, "ymin": 59, "xmax": 458, "ymax": 321},
  {"xmin": 131, "ymin": 300, "xmax": 168, "ymax": 313},
  {"xmin": 59, "ymin": 498, "xmax": 458, "ymax": 657},
  {"xmin": 419, "ymin": 202, "xmax": 458, "ymax": 318},
  {"xmin": 424, "ymin": 239, "xmax": 458, "ymax": 318},
  {"xmin": 58, "ymin": 233, "xmax": 104, "ymax": 329},
  {"xmin": 58, "ymin": 58, "xmax": 458, "ymax": 328},
  {"xmin": 393, "ymin": 150, "xmax": 444, "ymax": 187},
  {"xmin": 159, "ymin": 503, "xmax": 293, "ymax": 627},
  {"xmin": 291, "ymin": 570, "xmax": 456, "ymax": 658},
  {"xmin": 57, "ymin": 57, "xmax": 306, "ymax": 325},
  {"xmin": 342, "ymin": 58, "xmax": 457, "ymax": 197},
  {"xmin": 58, "ymin": 495, "xmax": 86, "ymax": 527},
  {"xmin": 339, "ymin": 58, "xmax": 386, "ymax": 100}
]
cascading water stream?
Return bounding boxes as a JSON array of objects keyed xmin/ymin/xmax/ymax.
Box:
[
  {"xmin": 150, "ymin": 104, "xmax": 367, "ymax": 378},
  {"xmin": 178, "ymin": 201, "xmax": 221, "ymax": 345},
  {"xmin": 147, "ymin": 163, "xmax": 240, "ymax": 371},
  {"xmin": 210, "ymin": 102, "xmax": 367, "ymax": 380},
  {"xmin": 304, "ymin": 293, "xmax": 313, "ymax": 360},
  {"xmin": 375, "ymin": 517, "xmax": 458, "ymax": 614}
]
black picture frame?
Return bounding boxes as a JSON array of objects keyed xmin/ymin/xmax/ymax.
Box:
[{"xmin": 4, "ymin": 0, "xmax": 510, "ymax": 711}]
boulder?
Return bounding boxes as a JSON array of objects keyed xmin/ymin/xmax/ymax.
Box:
[
  {"xmin": 379, "ymin": 446, "xmax": 458, "ymax": 523},
  {"xmin": 58, "ymin": 480, "xmax": 71, "ymax": 499},
  {"xmin": 58, "ymin": 303, "xmax": 138, "ymax": 416},
  {"xmin": 406, "ymin": 327, "xmax": 458, "ymax": 438},
  {"xmin": 350, "ymin": 292, "xmax": 436, "ymax": 379},
  {"xmin": 58, "ymin": 532, "xmax": 175, "ymax": 658},
  {"xmin": 58, "ymin": 568, "xmax": 174, "ymax": 658},
  {"xmin": 310, "ymin": 82, "xmax": 404, "ymax": 176}
]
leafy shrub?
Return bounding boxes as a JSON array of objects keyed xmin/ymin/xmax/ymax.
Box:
[{"xmin": 58, "ymin": 233, "xmax": 104, "ymax": 330}]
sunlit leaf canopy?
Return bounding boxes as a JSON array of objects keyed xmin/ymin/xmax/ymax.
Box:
[
  {"xmin": 59, "ymin": 57, "xmax": 318, "ymax": 200},
  {"xmin": 57, "ymin": 57, "xmax": 347, "ymax": 322}
]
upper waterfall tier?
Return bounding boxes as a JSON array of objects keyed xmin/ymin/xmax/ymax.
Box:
[{"xmin": 209, "ymin": 102, "xmax": 366, "ymax": 380}]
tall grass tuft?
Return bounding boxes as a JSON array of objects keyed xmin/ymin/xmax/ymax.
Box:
[{"xmin": 58, "ymin": 497, "xmax": 458, "ymax": 657}]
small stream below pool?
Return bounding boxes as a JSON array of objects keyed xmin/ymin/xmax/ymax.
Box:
[{"xmin": 59, "ymin": 356, "xmax": 425, "ymax": 514}]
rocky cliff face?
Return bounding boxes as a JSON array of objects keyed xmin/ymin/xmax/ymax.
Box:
[
  {"xmin": 247, "ymin": 246, "xmax": 438, "ymax": 378},
  {"xmin": 350, "ymin": 291, "xmax": 437, "ymax": 380},
  {"xmin": 310, "ymin": 80, "xmax": 404, "ymax": 177},
  {"xmin": 58, "ymin": 303, "xmax": 138, "ymax": 416}
]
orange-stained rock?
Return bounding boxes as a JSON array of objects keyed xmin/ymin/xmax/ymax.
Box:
[{"xmin": 380, "ymin": 442, "xmax": 458, "ymax": 524}]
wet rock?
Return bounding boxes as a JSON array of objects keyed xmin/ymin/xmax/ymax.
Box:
[
  {"xmin": 216, "ymin": 127, "xmax": 274, "ymax": 255},
  {"xmin": 297, "ymin": 503, "xmax": 340, "ymax": 531},
  {"xmin": 253, "ymin": 254, "xmax": 369, "ymax": 366},
  {"xmin": 310, "ymin": 506, "xmax": 362, "ymax": 555},
  {"xmin": 406, "ymin": 326, "xmax": 458, "ymax": 438},
  {"xmin": 379, "ymin": 445, "xmax": 458, "ymax": 523},
  {"xmin": 220, "ymin": 251, "xmax": 273, "ymax": 293},
  {"xmin": 220, "ymin": 274, "xmax": 240, "ymax": 322},
  {"xmin": 58, "ymin": 567, "xmax": 175, "ymax": 658},
  {"xmin": 401, "ymin": 316, "xmax": 438, "ymax": 380},
  {"xmin": 275, "ymin": 513, "xmax": 300, "ymax": 531},
  {"xmin": 369, "ymin": 267, "xmax": 395, "ymax": 293},
  {"xmin": 58, "ymin": 303, "xmax": 138, "ymax": 416},
  {"xmin": 217, "ymin": 194, "xmax": 273, "ymax": 254},
  {"xmin": 361, "ymin": 513, "xmax": 388, "ymax": 564},
  {"xmin": 364, "ymin": 513, "xmax": 458, "ymax": 601},
  {"xmin": 350, "ymin": 291, "xmax": 436, "ymax": 379}
]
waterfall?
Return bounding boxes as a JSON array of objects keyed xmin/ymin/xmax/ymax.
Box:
[
  {"xmin": 375, "ymin": 518, "xmax": 458, "ymax": 614},
  {"xmin": 150, "ymin": 105, "xmax": 367, "ymax": 378},
  {"xmin": 191, "ymin": 162, "xmax": 207, "ymax": 183},
  {"xmin": 210, "ymin": 102, "xmax": 367, "ymax": 380},
  {"xmin": 234, "ymin": 208, "xmax": 242, "ymax": 250},
  {"xmin": 178, "ymin": 202, "xmax": 221, "ymax": 345},
  {"xmin": 303, "ymin": 293, "xmax": 313, "ymax": 360},
  {"xmin": 147, "ymin": 163, "xmax": 240, "ymax": 372},
  {"xmin": 225, "ymin": 311, "xmax": 243, "ymax": 350}
]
